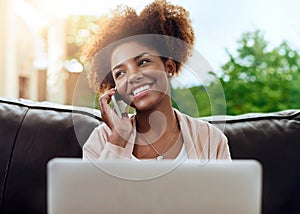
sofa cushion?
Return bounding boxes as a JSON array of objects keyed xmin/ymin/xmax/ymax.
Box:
[{"xmin": 205, "ymin": 110, "xmax": 300, "ymax": 214}]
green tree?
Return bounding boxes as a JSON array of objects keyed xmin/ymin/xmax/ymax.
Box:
[
  {"xmin": 171, "ymin": 85, "xmax": 212, "ymax": 117},
  {"xmin": 172, "ymin": 30, "xmax": 300, "ymax": 116},
  {"xmin": 218, "ymin": 30, "xmax": 300, "ymax": 115}
]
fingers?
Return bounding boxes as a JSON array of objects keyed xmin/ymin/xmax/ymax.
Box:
[
  {"xmin": 98, "ymin": 89, "xmax": 117, "ymax": 130},
  {"xmin": 98, "ymin": 88, "xmax": 132, "ymax": 137},
  {"xmin": 98, "ymin": 89, "xmax": 133, "ymax": 144},
  {"xmin": 98, "ymin": 88, "xmax": 127, "ymax": 127},
  {"xmin": 98, "ymin": 88, "xmax": 115, "ymax": 114}
]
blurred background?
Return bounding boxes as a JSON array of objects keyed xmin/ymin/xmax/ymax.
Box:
[{"xmin": 0, "ymin": 0, "xmax": 299, "ymax": 116}]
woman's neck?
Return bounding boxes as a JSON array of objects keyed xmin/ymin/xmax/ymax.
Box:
[
  {"xmin": 133, "ymin": 101, "xmax": 182, "ymax": 159},
  {"xmin": 135, "ymin": 103, "xmax": 176, "ymax": 135}
]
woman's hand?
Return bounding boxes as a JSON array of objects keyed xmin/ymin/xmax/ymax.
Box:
[{"xmin": 98, "ymin": 88, "xmax": 133, "ymax": 148}]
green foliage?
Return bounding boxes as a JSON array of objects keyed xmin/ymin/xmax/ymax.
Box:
[
  {"xmin": 171, "ymin": 85, "xmax": 211, "ymax": 117},
  {"xmin": 219, "ymin": 30, "xmax": 300, "ymax": 115},
  {"xmin": 172, "ymin": 30, "xmax": 300, "ymax": 116}
]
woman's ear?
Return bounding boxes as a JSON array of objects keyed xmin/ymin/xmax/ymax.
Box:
[{"xmin": 165, "ymin": 59, "xmax": 176, "ymax": 77}]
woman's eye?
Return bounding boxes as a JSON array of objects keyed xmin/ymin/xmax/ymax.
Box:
[
  {"xmin": 114, "ymin": 70, "xmax": 125, "ymax": 79},
  {"xmin": 138, "ymin": 58, "xmax": 151, "ymax": 66}
]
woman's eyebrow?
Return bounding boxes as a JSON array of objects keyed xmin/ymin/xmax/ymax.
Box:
[
  {"xmin": 111, "ymin": 63, "xmax": 123, "ymax": 72},
  {"xmin": 111, "ymin": 52, "xmax": 152, "ymax": 71},
  {"xmin": 133, "ymin": 52, "xmax": 152, "ymax": 60}
]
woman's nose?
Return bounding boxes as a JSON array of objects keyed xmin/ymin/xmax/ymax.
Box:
[
  {"xmin": 127, "ymin": 65, "xmax": 144, "ymax": 84},
  {"xmin": 128, "ymin": 71, "xmax": 144, "ymax": 84}
]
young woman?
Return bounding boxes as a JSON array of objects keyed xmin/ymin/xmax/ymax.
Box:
[{"xmin": 82, "ymin": 0, "xmax": 231, "ymax": 161}]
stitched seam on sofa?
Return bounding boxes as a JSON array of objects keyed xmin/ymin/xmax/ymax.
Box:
[
  {"xmin": 0, "ymin": 98, "xmax": 102, "ymax": 122},
  {"xmin": 203, "ymin": 111, "xmax": 300, "ymax": 124},
  {"xmin": 0, "ymin": 107, "xmax": 29, "ymax": 212}
]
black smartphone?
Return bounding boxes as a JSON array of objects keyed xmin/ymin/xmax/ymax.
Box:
[{"xmin": 111, "ymin": 89, "xmax": 128, "ymax": 118}]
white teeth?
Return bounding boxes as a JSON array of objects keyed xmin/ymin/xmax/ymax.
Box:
[{"xmin": 133, "ymin": 85, "xmax": 150, "ymax": 96}]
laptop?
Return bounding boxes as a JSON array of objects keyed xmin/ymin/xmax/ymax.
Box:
[{"xmin": 47, "ymin": 158, "xmax": 262, "ymax": 214}]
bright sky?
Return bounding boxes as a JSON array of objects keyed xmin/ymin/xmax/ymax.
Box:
[
  {"xmin": 183, "ymin": 0, "xmax": 300, "ymax": 70},
  {"xmin": 17, "ymin": 0, "xmax": 300, "ymax": 85}
]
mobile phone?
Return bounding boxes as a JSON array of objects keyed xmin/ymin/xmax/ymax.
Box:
[{"xmin": 111, "ymin": 90, "xmax": 128, "ymax": 118}]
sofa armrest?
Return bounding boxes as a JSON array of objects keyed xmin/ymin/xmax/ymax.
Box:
[{"xmin": 0, "ymin": 97, "xmax": 101, "ymax": 214}]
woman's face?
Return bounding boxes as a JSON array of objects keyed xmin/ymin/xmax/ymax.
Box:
[{"xmin": 111, "ymin": 41, "xmax": 174, "ymax": 111}]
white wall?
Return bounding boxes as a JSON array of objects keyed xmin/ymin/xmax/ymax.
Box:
[{"xmin": 0, "ymin": 0, "xmax": 18, "ymax": 98}]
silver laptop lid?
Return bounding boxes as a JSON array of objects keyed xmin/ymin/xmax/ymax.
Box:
[{"xmin": 47, "ymin": 159, "xmax": 262, "ymax": 214}]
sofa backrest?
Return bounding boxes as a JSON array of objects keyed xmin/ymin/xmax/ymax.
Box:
[{"xmin": 0, "ymin": 97, "xmax": 300, "ymax": 214}]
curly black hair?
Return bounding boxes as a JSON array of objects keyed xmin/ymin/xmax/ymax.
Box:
[{"xmin": 82, "ymin": 0, "xmax": 195, "ymax": 94}]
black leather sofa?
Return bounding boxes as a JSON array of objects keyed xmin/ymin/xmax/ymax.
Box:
[{"xmin": 0, "ymin": 97, "xmax": 299, "ymax": 214}]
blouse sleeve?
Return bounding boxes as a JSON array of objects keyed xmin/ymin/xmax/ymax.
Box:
[
  {"xmin": 82, "ymin": 125, "xmax": 134, "ymax": 161},
  {"xmin": 209, "ymin": 124, "xmax": 231, "ymax": 160}
]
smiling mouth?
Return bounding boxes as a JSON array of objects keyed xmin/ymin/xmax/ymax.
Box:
[{"xmin": 132, "ymin": 84, "xmax": 151, "ymax": 96}]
